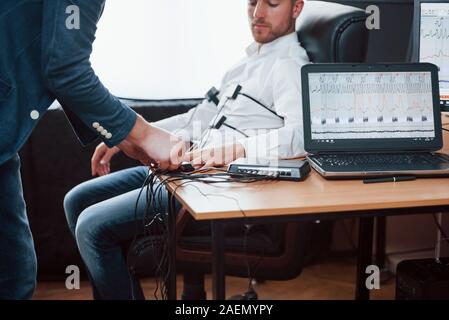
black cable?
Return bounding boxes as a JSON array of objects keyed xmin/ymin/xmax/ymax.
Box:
[
  {"xmin": 127, "ymin": 172, "xmax": 154, "ymax": 300},
  {"xmin": 432, "ymin": 213, "xmax": 449, "ymax": 246},
  {"xmin": 169, "ymin": 175, "xmax": 263, "ymax": 297},
  {"xmin": 154, "ymin": 173, "xmax": 172, "ymax": 299},
  {"xmin": 239, "ymin": 92, "xmax": 284, "ymax": 120},
  {"xmin": 142, "ymin": 172, "xmax": 162, "ymax": 299},
  {"xmin": 129, "ymin": 168, "xmax": 281, "ymax": 300},
  {"xmin": 443, "ymin": 128, "xmax": 449, "ymax": 132},
  {"xmin": 196, "ymin": 97, "xmax": 229, "ymax": 150},
  {"xmin": 137, "ymin": 171, "xmax": 176, "ymax": 300},
  {"xmin": 223, "ymin": 122, "xmax": 249, "ymax": 137},
  {"xmin": 247, "ymin": 231, "xmax": 270, "ymax": 292},
  {"xmin": 128, "ymin": 171, "xmax": 180, "ymax": 300},
  {"xmin": 161, "ymin": 170, "xmax": 275, "ymax": 298}
]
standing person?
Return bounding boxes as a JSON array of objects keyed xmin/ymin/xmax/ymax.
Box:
[{"xmin": 0, "ymin": 0, "xmax": 185, "ymax": 299}]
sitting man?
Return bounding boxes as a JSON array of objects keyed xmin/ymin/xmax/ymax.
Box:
[{"xmin": 64, "ymin": 0, "xmax": 310, "ymax": 300}]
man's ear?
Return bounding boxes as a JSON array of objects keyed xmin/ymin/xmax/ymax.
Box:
[{"xmin": 292, "ymin": 0, "xmax": 304, "ymax": 19}]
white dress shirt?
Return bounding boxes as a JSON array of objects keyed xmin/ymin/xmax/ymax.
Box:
[{"xmin": 153, "ymin": 32, "xmax": 310, "ymax": 159}]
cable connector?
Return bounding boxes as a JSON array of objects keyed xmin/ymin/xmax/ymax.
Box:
[
  {"xmin": 206, "ymin": 87, "xmax": 220, "ymax": 106},
  {"xmin": 214, "ymin": 115, "xmax": 227, "ymax": 129},
  {"xmin": 231, "ymin": 85, "xmax": 242, "ymax": 100}
]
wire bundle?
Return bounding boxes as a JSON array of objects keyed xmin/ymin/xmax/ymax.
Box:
[{"xmin": 127, "ymin": 167, "xmax": 277, "ymax": 299}]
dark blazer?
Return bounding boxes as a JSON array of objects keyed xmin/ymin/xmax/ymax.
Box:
[{"xmin": 0, "ymin": 0, "xmax": 137, "ymax": 165}]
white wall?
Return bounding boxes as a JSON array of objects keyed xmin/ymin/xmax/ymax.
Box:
[{"xmin": 90, "ymin": 0, "xmax": 253, "ymax": 100}]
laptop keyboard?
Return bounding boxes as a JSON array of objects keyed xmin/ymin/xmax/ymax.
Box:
[{"xmin": 310, "ymin": 153, "xmax": 448, "ymax": 167}]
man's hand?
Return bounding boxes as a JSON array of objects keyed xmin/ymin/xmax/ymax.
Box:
[
  {"xmin": 91, "ymin": 143, "xmax": 120, "ymax": 176},
  {"xmin": 184, "ymin": 143, "xmax": 246, "ymax": 168},
  {"xmin": 118, "ymin": 115, "xmax": 188, "ymax": 170}
]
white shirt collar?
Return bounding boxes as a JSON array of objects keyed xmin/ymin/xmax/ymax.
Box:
[{"xmin": 245, "ymin": 32, "xmax": 298, "ymax": 57}]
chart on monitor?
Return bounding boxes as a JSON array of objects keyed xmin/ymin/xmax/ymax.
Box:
[
  {"xmin": 419, "ymin": 2, "xmax": 449, "ymax": 108},
  {"xmin": 309, "ymin": 71, "xmax": 436, "ymax": 141}
]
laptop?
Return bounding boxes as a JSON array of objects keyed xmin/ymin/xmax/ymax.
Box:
[
  {"xmin": 410, "ymin": 0, "xmax": 449, "ymax": 112},
  {"xmin": 301, "ymin": 63, "xmax": 449, "ymax": 179}
]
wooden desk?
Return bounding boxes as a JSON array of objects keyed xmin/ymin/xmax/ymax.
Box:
[{"xmin": 165, "ymin": 117, "xmax": 449, "ymax": 300}]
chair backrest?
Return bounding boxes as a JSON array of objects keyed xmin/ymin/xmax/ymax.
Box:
[{"xmin": 296, "ymin": 0, "xmax": 369, "ymax": 63}]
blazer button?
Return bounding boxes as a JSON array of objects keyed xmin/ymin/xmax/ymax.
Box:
[
  {"xmin": 30, "ymin": 110, "xmax": 39, "ymax": 120},
  {"xmin": 97, "ymin": 126, "xmax": 104, "ymax": 132},
  {"xmin": 93, "ymin": 122, "xmax": 100, "ymax": 129},
  {"xmin": 101, "ymin": 129, "xmax": 108, "ymax": 136},
  {"xmin": 105, "ymin": 133, "xmax": 112, "ymax": 139}
]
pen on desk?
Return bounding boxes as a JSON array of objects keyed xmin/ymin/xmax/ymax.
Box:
[{"xmin": 363, "ymin": 176, "xmax": 417, "ymax": 184}]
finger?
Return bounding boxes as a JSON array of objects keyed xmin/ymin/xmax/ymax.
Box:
[
  {"xmin": 92, "ymin": 162, "xmax": 100, "ymax": 177},
  {"xmin": 204, "ymin": 158, "xmax": 217, "ymax": 168},
  {"xmin": 183, "ymin": 152, "xmax": 193, "ymax": 163},
  {"xmin": 191, "ymin": 157, "xmax": 204, "ymax": 168},
  {"xmin": 167, "ymin": 163, "xmax": 182, "ymax": 172},
  {"xmin": 100, "ymin": 164, "xmax": 109, "ymax": 176},
  {"xmin": 169, "ymin": 140, "xmax": 189, "ymax": 166},
  {"xmin": 184, "ymin": 148, "xmax": 199, "ymax": 162},
  {"xmin": 148, "ymin": 163, "xmax": 159, "ymax": 172},
  {"xmin": 157, "ymin": 161, "xmax": 169, "ymax": 171},
  {"xmin": 91, "ymin": 159, "xmax": 98, "ymax": 176},
  {"xmin": 99, "ymin": 165, "xmax": 107, "ymax": 177},
  {"xmin": 139, "ymin": 155, "xmax": 154, "ymax": 167},
  {"xmin": 193, "ymin": 149, "xmax": 211, "ymax": 166},
  {"xmin": 149, "ymin": 163, "xmax": 157, "ymax": 169},
  {"xmin": 91, "ymin": 161, "xmax": 97, "ymax": 176},
  {"xmin": 91, "ymin": 148, "xmax": 105, "ymax": 176},
  {"xmin": 101, "ymin": 151, "xmax": 114, "ymax": 165}
]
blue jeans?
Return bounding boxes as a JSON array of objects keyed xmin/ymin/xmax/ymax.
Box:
[
  {"xmin": 0, "ymin": 154, "xmax": 37, "ymax": 299},
  {"xmin": 64, "ymin": 166, "xmax": 176, "ymax": 300}
]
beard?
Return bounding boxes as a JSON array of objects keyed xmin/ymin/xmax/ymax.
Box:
[{"xmin": 250, "ymin": 18, "xmax": 294, "ymax": 44}]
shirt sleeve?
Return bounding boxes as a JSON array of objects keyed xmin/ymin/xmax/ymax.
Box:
[
  {"xmin": 151, "ymin": 99, "xmax": 218, "ymax": 142},
  {"xmin": 238, "ymin": 59, "xmax": 306, "ymax": 159}
]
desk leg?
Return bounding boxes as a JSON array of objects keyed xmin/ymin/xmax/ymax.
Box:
[
  {"xmin": 355, "ymin": 217, "xmax": 374, "ymax": 300},
  {"xmin": 167, "ymin": 195, "xmax": 177, "ymax": 300},
  {"xmin": 212, "ymin": 220, "xmax": 225, "ymax": 300}
]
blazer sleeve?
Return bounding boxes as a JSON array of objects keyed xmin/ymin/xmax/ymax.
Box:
[
  {"xmin": 60, "ymin": 103, "xmax": 98, "ymax": 146},
  {"xmin": 41, "ymin": 0, "xmax": 136, "ymax": 147}
]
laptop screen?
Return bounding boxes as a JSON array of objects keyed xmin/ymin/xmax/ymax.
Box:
[
  {"xmin": 301, "ymin": 63, "xmax": 443, "ymax": 153},
  {"xmin": 411, "ymin": 0, "xmax": 449, "ymax": 112}
]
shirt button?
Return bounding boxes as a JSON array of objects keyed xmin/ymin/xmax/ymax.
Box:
[
  {"xmin": 97, "ymin": 126, "xmax": 104, "ymax": 132},
  {"xmin": 93, "ymin": 122, "xmax": 100, "ymax": 129},
  {"xmin": 30, "ymin": 110, "xmax": 39, "ymax": 120},
  {"xmin": 105, "ymin": 133, "xmax": 112, "ymax": 139}
]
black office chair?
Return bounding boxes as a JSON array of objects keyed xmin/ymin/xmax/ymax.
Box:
[{"xmin": 127, "ymin": 0, "xmax": 369, "ymax": 300}]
